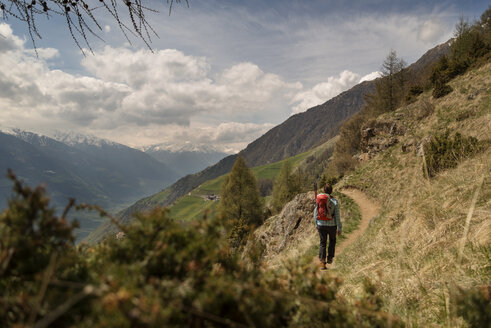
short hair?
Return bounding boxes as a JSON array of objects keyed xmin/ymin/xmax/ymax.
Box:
[{"xmin": 324, "ymin": 184, "xmax": 333, "ymax": 195}]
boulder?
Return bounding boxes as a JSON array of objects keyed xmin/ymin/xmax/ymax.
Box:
[{"xmin": 247, "ymin": 192, "xmax": 316, "ymax": 263}]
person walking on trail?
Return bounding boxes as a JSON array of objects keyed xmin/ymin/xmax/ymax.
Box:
[{"xmin": 314, "ymin": 183, "xmax": 342, "ymax": 270}]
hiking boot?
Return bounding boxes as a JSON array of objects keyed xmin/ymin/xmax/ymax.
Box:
[
  {"xmin": 327, "ymin": 258, "xmax": 333, "ymax": 264},
  {"xmin": 319, "ymin": 261, "xmax": 327, "ymax": 270}
]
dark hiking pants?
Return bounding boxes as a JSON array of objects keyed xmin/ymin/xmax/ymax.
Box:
[{"xmin": 318, "ymin": 225, "xmax": 337, "ymax": 263}]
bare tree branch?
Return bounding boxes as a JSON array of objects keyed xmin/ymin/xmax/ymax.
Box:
[{"xmin": 0, "ymin": 0, "xmax": 189, "ymax": 53}]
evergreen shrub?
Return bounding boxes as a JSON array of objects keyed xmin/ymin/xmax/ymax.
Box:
[
  {"xmin": 405, "ymin": 84, "xmax": 424, "ymax": 103},
  {"xmin": 258, "ymin": 178, "xmax": 274, "ymax": 197},
  {"xmin": 433, "ymin": 83, "xmax": 453, "ymax": 98},
  {"xmin": 271, "ymin": 160, "xmax": 301, "ymax": 213},
  {"xmin": 424, "ymin": 131, "xmax": 484, "ymax": 177}
]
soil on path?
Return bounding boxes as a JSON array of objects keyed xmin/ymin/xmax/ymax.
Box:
[
  {"xmin": 336, "ymin": 189, "xmax": 381, "ymax": 255},
  {"xmin": 318, "ymin": 188, "xmax": 381, "ymax": 268}
]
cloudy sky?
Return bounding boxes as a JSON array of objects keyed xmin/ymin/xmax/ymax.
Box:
[{"xmin": 0, "ymin": 0, "xmax": 489, "ymax": 152}]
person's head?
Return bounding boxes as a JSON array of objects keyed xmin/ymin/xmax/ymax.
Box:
[{"xmin": 323, "ymin": 184, "xmax": 333, "ymax": 195}]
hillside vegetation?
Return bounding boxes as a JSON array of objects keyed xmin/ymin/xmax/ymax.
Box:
[
  {"xmin": 251, "ymin": 11, "xmax": 491, "ymax": 325},
  {"xmin": 1, "ymin": 170, "xmax": 403, "ymax": 328},
  {"xmin": 261, "ymin": 60, "xmax": 490, "ymax": 326},
  {"xmin": 333, "ymin": 61, "xmax": 491, "ymax": 326}
]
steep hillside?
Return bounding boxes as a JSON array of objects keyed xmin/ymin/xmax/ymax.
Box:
[
  {"xmin": 257, "ymin": 62, "xmax": 491, "ymax": 325},
  {"xmin": 239, "ymin": 37, "xmax": 451, "ymax": 167},
  {"xmin": 245, "ymin": 190, "xmax": 362, "ymax": 269},
  {"xmin": 241, "ymin": 81, "xmax": 374, "ymax": 166},
  {"xmin": 333, "ymin": 62, "xmax": 490, "ymax": 325}
]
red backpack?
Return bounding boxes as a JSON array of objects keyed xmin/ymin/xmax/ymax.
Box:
[{"xmin": 316, "ymin": 194, "xmax": 334, "ymax": 220}]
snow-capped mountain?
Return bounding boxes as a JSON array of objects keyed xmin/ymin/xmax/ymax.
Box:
[
  {"xmin": 142, "ymin": 142, "xmax": 227, "ymax": 154},
  {"xmin": 142, "ymin": 142, "xmax": 229, "ymax": 176},
  {"xmin": 0, "ymin": 127, "xmax": 53, "ymax": 146},
  {"xmin": 51, "ymin": 130, "xmax": 122, "ymax": 148}
]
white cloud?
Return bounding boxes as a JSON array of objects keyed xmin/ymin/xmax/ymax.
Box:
[
  {"xmin": 212, "ymin": 122, "xmax": 275, "ymax": 144},
  {"xmin": 175, "ymin": 122, "xmax": 275, "ymax": 153},
  {"xmin": 0, "ymin": 24, "xmax": 24, "ymax": 52},
  {"xmin": 0, "ymin": 24, "xmax": 298, "ymax": 150},
  {"xmin": 217, "ymin": 63, "xmax": 302, "ymax": 111},
  {"xmin": 0, "ymin": 3, "xmax": 460, "ymax": 152},
  {"xmin": 359, "ymin": 71, "xmax": 381, "ymax": 83},
  {"xmin": 418, "ymin": 19, "xmax": 445, "ymax": 43},
  {"xmin": 0, "ymin": 33, "xmax": 131, "ymax": 131},
  {"xmin": 82, "ymin": 47, "xmax": 210, "ymax": 87},
  {"xmin": 80, "ymin": 46, "xmax": 300, "ymax": 127},
  {"xmin": 290, "ymin": 70, "xmax": 360, "ymax": 114}
]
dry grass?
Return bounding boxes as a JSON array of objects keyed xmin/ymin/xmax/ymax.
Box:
[
  {"xmin": 324, "ymin": 62, "xmax": 491, "ymax": 326},
  {"xmin": 254, "ymin": 62, "xmax": 491, "ymax": 325}
]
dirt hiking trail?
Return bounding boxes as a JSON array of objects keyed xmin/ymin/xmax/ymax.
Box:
[
  {"xmin": 322, "ymin": 189, "xmax": 381, "ymax": 268},
  {"xmin": 337, "ymin": 189, "xmax": 381, "ymax": 254}
]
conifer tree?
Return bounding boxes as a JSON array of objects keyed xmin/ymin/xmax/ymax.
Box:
[
  {"xmin": 271, "ymin": 160, "xmax": 301, "ymax": 213},
  {"xmin": 480, "ymin": 6, "xmax": 491, "ymax": 44},
  {"xmin": 218, "ymin": 156, "xmax": 263, "ymax": 249},
  {"xmin": 368, "ymin": 50, "xmax": 406, "ymax": 114},
  {"xmin": 450, "ymin": 15, "xmax": 488, "ymax": 75}
]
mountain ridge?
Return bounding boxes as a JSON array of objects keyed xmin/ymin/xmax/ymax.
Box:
[{"xmin": 0, "ymin": 129, "xmax": 180, "ymax": 240}]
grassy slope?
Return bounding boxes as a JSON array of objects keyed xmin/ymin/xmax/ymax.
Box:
[
  {"xmin": 332, "ymin": 63, "xmax": 491, "ymax": 326},
  {"xmin": 168, "ymin": 137, "xmax": 337, "ymax": 222}
]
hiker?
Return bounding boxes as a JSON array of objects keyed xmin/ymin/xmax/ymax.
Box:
[{"xmin": 314, "ymin": 183, "xmax": 342, "ymax": 269}]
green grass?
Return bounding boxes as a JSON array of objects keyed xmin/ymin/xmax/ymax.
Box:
[
  {"xmin": 335, "ymin": 192, "xmax": 362, "ymax": 241},
  {"xmin": 169, "ymin": 195, "xmax": 218, "ymax": 222},
  {"xmin": 168, "ymin": 139, "xmax": 334, "ymax": 222},
  {"xmin": 147, "ymin": 189, "xmax": 171, "ymax": 203}
]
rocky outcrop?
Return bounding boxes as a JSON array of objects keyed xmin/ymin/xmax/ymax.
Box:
[
  {"xmin": 247, "ymin": 192, "xmax": 316, "ymax": 263},
  {"xmin": 401, "ymin": 135, "xmax": 432, "ymax": 156},
  {"xmin": 358, "ymin": 119, "xmax": 406, "ymax": 160}
]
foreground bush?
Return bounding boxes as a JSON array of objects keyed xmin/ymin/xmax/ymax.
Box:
[{"xmin": 1, "ymin": 173, "xmax": 404, "ymax": 327}]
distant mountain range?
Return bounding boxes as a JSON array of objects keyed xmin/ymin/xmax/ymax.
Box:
[
  {"xmin": 0, "ymin": 129, "xmax": 181, "ymax": 239},
  {"xmin": 142, "ymin": 143, "xmax": 229, "ymax": 177}
]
